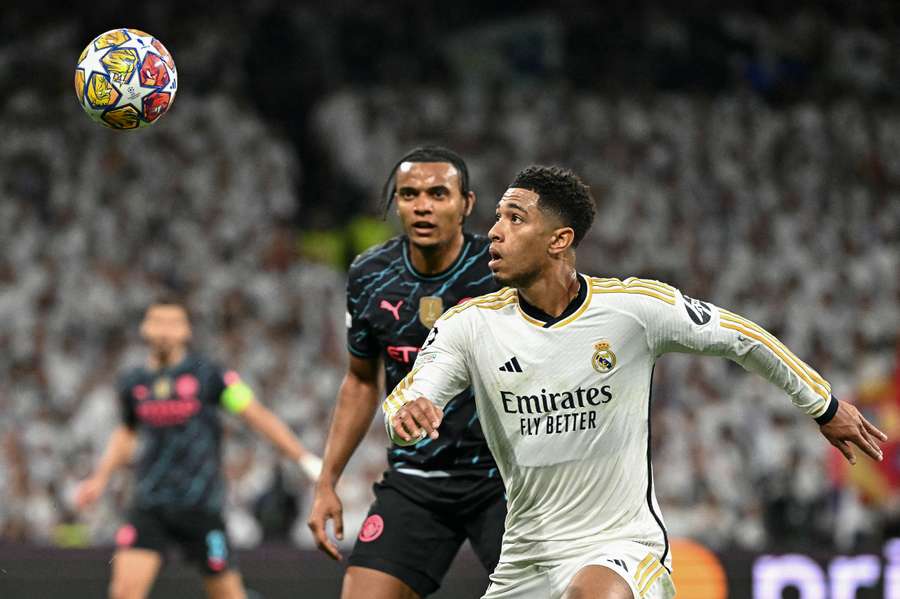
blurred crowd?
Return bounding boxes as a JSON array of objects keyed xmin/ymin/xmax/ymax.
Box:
[
  {"xmin": 315, "ymin": 85, "xmax": 900, "ymax": 551},
  {"xmin": 1, "ymin": 2, "xmax": 899, "ymax": 555},
  {"xmin": 0, "ymin": 89, "xmax": 388, "ymax": 549}
]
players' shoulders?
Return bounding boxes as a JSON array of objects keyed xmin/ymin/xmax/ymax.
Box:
[
  {"xmin": 466, "ymin": 232, "xmax": 491, "ymax": 255},
  {"xmin": 439, "ymin": 287, "xmax": 518, "ymax": 322},
  {"xmin": 587, "ymin": 275, "xmax": 678, "ymax": 306},
  {"xmin": 348, "ymin": 236, "xmax": 405, "ymax": 277},
  {"xmin": 117, "ymin": 366, "xmax": 147, "ymax": 391}
]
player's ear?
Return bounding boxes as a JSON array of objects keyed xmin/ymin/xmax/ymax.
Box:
[
  {"xmin": 462, "ymin": 191, "xmax": 476, "ymax": 217},
  {"xmin": 548, "ymin": 227, "xmax": 575, "ymax": 256}
]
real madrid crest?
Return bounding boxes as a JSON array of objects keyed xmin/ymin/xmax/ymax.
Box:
[
  {"xmin": 591, "ymin": 340, "xmax": 617, "ymax": 373},
  {"xmin": 419, "ymin": 296, "xmax": 444, "ymax": 328}
]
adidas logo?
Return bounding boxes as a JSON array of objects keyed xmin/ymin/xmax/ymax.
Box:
[{"xmin": 498, "ymin": 356, "xmax": 523, "ymax": 373}]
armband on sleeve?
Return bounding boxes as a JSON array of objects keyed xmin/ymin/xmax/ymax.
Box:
[{"xmin": 221, "ymin": 371, "xmax": 254, "ymax": 414}]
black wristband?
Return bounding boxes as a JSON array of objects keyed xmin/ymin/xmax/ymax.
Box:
[{"xmin": 814, "ymin": 396, "xmax": 839, "ymax": 425}]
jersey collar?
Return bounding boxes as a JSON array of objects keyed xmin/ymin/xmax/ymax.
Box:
[
  {"xmin": 401, "ymin": 234, "xmax": 473, "ymax": 282},
  {"xmin": 517, "ymin": 274, "xmax": 591, "ymax": 329}
]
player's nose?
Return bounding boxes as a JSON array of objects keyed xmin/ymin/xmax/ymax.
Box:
[{"xmin": 488, "ymin": 221, "xmax": 502, "ymax": 241}]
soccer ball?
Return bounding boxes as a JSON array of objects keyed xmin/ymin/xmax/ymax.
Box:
[{"xmin": 74, "ymin": 29, "xmax": 177, "ymax": 130}]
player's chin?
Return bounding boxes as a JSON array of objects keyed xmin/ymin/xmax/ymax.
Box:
[
  {"xmin": 407, "ymin": 231, "xmax": 443, "ymax": 249},
  {"xmin": 490, "ymin": 267, "xmax": 512, "ymax": 287}
]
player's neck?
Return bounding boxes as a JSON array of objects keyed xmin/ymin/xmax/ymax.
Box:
[
  {"xmin": 407, "ymin": 233, "xmax": 464, "ymax": 276},
  {"xmin": 148, "ymin": 346, "xmax": 186, "ymax": 370},
  {"xmin": 517, "ymin": 264, "xmax": 580, "ymax": 318}
]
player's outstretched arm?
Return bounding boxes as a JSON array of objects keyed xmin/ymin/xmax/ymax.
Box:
[
  {"xmin": 818, "ymin": 398, "xmax": 886, "ymax": 464},
  {"xmin": 637, "ymin": 283, "xmax": 888, "ymax": 463},
  {"xmin": 74, "ymin": 425, "xmax": 137, "ymax": 510},
  {"xmin": 308, "ymin": 355, "xmax": 381, "ymax": 561},
  {"xmin": 238, "ymin": 399, "xmax": 323, "ymax": 481}
]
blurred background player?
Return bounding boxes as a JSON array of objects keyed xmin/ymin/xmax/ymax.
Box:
[
  {"xmin": 307, "ymin": 146, "xmax": 506, "ymax": 598},
  {"xmin": 75, "ymin": 297, "xmax": 323, "ymax": 599},
  {"xmin": 386, "ymin": 165, "xmax": 888, "ymax": 599}
]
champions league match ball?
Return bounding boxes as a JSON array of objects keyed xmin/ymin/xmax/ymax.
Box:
[{"xmin": 74, "ymin": 29, "xmax": 177, "ymax": 130}]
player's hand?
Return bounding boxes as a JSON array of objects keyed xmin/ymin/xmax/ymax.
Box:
[
  {"xmin": 308, "ymin": 484, "xmax": 345, "ymax": 561},
  {"xmin": 820, "ymin": 400, "xmax": 887, "ymax": 465},
  {"xmin": 391, "ymin": 397, "xmax": 443, "ymax": 443},
  {"xmin": 74, "ymin": 475, "xmax": 107, "ymax": 510}
]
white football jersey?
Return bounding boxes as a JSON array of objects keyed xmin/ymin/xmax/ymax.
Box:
[{"xmin": 383, "ymin": 274, "xmax": 832, "ymax": 569}]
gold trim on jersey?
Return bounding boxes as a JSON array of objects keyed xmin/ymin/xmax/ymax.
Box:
[
  {"xmin": 442, "ymin": 288, "xmax": 517, "ymax": 320},
  {"xmin": 516, "ymin": 306, "xmax": 545, "ymax": 327},
  {"xmin": 635, "ymin": 553, "xmax": 667, "ymax": 598},
  {"xmin": 720, "ymin": 310, "xmax": 831, "ymax": 395},
  {"xmin": 550, "ymin": 277, "xmax": 593, "ymax": 328},
  {"xmin": 515, "ymin": 274, "xmax": 594, "ymax": 329},
  {"xmin": 383, "ymin": 367, "xmax": 420, "ymax": 414},
  {"xmin": 590, "ymin": 276, "xmax": 676, "ymax": 306},
  {"xmin": 719, "ymin": 314, "xmax": 831, "ymax": 402}
]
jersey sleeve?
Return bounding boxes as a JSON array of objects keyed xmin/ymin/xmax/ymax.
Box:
[
  {"xmin": 203, "ymin": 361, "xmax": 254, "ymax": 414},
  {"xmin": 118, "ymin": 376, "xmax": 137, "ymax": 429},
  {"xmin": 381, "ymin": 311, "xmax": 472, "ymax": 445},
  {"xmin": 631, "ymin": 279, "xmax": 833, "ymax": 419},
  {"xmin": 345, "ymin": 264, "xmax": 380, "ymax": 359}
]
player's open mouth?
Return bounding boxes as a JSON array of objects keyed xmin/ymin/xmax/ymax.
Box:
[
  {"xmin": 488, "ymin": 248, "xmax": 502, "ymax": 269},
  {"xmin": 412, "ymin": 221, "xmax": 437, "ymax": 234}
]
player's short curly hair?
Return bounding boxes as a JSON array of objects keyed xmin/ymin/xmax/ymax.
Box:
[
  {"xmin": 510, "ymin": 165, "xmax": 596, "ymax": 247},
  {"xmin": 148, "ymin": 292, "xmax": 191, "ymax": 320}
]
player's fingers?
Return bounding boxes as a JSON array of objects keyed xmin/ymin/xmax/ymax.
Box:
[
  {"xmin": 307, "ymin": 513, "xmax": 325, "ymax": 540},
  {"xmin": 334, "ymin": 509, "xmax": 344, "ymax": 541},
  {"xmin": 396, "ymin": 412, "xmax": 421, "ymax": 441},
  {"xmin": 309, "ymin": 517, "xmax": 341, "ymax": 560},
  {"xmin": 406, "ymin": 402, "xmax": 437, "ymax": 439},
  {"xmin": 861, "ymin": 416, "xmax": 888, "ymax": 442},
  {"xmin": 854, "ymin": 426, "xmax": 884, "ymax": 462},
  {"xmin": 392, "ymin": 413, "xmax": 413, "ymax": 442},
  {"xmin": 422, "ymin": 400, "xmax": 443, "ymax": 430},
  {"xmin": 328, "ymin": 541, "xmax": 343, "ymax": 561},
  {"xmin": 830, "ymin": 438, "xmax": 856, "ymax": 465}
]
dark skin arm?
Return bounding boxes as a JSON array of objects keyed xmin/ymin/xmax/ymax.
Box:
[{"xmin": 307, "ymin": 354, "xmax": 380, "ymax": 560}]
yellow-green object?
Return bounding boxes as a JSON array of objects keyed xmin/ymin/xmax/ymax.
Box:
[{"xmin": 221, "ymin": 381, "xmax": 254, "ymax": 414}]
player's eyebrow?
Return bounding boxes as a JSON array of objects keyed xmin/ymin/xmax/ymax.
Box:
[{"xmin": 498, "ymin": 201, "xmax": 528, "ymax": 213}]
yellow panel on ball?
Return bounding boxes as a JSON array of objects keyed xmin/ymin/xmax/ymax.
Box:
[
  {"xmin": 102, "ymin": 105, "xmax": 140, "ymax": 130},
  {"xmin": 86, "ymin": 73, "xmax": 120, "ymax": 109}
]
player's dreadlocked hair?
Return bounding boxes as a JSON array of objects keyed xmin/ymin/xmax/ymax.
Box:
[
  {"xmin": 510, "ymin": 165, "xmax": 596, "ymax": 248},
  {"xmin": 380, "ymin": 145, "xmax": 471, "ymax": 217}
]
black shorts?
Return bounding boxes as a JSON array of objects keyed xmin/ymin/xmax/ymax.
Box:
[
  {"xmin": 115, "ymin": 507, "xmax": 236, "ymax": 576},
  {"xmin": 348, "ymin": 471, "xmax": 506, "ymax": 596}
]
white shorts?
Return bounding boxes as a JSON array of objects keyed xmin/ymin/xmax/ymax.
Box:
[{"xmin": 482, "ymin": 540, "xmax": 675, "ymax": 599}]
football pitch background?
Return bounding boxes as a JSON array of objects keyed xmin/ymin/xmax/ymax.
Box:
[{"xmin": 2, "ymin": 541, "xmax": 899, "ymax": 598}]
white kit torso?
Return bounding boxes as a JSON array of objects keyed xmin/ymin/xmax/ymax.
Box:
[{"xmin": 384, "ymin": 274, "xmax": 832, "ymax": 569}]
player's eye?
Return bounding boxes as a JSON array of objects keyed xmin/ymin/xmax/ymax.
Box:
[
  {"xmin": 511, "ymin": 214, "xmax": 523, "ymax": 223},
  {"xmin": 431, "ymin": 189, "xmax": 447, "ymax": 199}
]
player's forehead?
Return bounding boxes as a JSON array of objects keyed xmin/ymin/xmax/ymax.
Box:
[
  {"xmin": 395, "ymin": 161, "xmax": 459, "ymax": 189},
  {"xmin": 496, "ymin": 187, "xmax": 540, "ymax": 212},
  {"xmin": 145, "ymin": 304, "xmax": 188, "ymax": 321}
]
